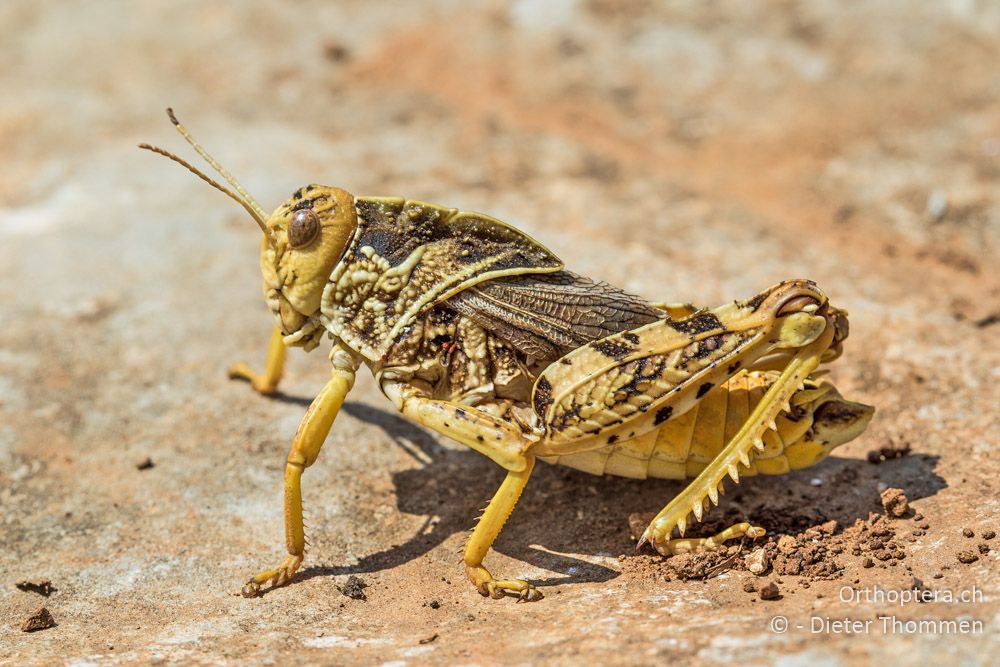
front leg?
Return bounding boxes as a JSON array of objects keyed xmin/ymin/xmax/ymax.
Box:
[
  {"xmin": 229, "ymin": 326, "xmax": 288, "ymax": 395},
  {"xmin": 241, "ymin": 346, "xmax": 358, "ymax": 597}
]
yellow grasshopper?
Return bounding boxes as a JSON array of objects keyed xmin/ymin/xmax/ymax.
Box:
[{"xmin": 141, "ymin": 111, "xmax": 873, "ymax": 601}]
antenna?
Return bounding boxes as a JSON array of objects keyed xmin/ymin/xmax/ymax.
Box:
[
  {"xmin": 166, "ymin": 109, "xmax": 269, "ymax": 222},
  {"xmin": 138, "ymin": 142, "xmax": 269, "ymax": 234}
]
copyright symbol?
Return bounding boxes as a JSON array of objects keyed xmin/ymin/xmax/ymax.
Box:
[{"xmin": 770, "ymin": 615, "xmax": 788, "ymax": 633}]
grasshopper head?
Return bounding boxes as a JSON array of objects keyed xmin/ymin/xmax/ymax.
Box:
[
  {"xmin": 139, "ymin": 111, "xmax": 358, "ymax": 351},
  {"xmin": 260, "ymin": 186, "xmax": 357, "ymax": 348}
]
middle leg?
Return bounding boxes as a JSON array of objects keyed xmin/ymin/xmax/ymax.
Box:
[{"xmin": 380, "ymin": 378, "xmax": 542, "ymax": 599}]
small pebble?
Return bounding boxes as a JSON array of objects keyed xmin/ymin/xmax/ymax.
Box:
[
  {"xmin": 862, "ymin": 557, "xmax": 874, "ymax": 568},
  {"xmin": 338, "ymin": 575, "xmax": 368, "ymax": 600},
  {"xmin": 982, "ymin": 530, "xmax": 995, "ymax": 540},
  {"xmin": 15, "ymin": 579, "xmax": 54, "ymax": 596},
  {"xmin": 957, "ymin": 551, "xmax": 979, "ymax": 564},
  {"xmin": 429, "ymin": 599, "xmax": 441, "ymax": 609},
  {"xmin": 777, "ymin": 535, "xmax": 797, "ymax": 554},
  {"xmin": 962, "ymin": 528, "xmax": 974, "ymax": 538},
  {"xmin": 743, "ymin": 580, "xmax": 756, "ymax": 593},
  {"xmin": 21, "ymin": 607, "xmax": 56, "ymax": 632},
  {"xmin": 744, "ymin": 548, "xmax": 770, "ymax": 575},
  {"xmin": 759, "ymin": 581, "xmax": 781, "ymax": 600},
  {"xmin": 978, "ymin": 544, "xmax": 990, "ymax": 555},
  {"xmin": 136, "ymin": 457, "xmax": 155, "ymax": 471}
]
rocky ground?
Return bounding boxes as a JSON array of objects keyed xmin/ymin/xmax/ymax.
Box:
[{"xmin": 1, "ymin": 1, "xmax": 997, "ymax": 665}]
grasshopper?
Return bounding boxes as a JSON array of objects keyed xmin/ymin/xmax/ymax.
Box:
[{"xmin": 141, "ymin": 111, "xmax": 874, "ymax": 601}]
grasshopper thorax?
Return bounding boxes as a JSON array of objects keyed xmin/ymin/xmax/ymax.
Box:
[{"xmin": 261, "ymin": 185, "xmax": 358, "ymax": 350}]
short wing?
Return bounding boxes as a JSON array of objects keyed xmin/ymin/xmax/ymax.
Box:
[{"xmin": 445, "ymin": 270, "xmax": 663, "ymax": 362}]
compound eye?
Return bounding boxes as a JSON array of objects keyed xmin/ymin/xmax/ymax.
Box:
[{"xmin": 288, "ymin": 208, "xmax": 320, "ymax": 248}]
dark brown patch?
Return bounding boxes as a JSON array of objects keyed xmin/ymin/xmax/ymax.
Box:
[
  {"xmin": 607, "ymin": 434, "xmax": 619, "ymax": 444},
  {"xmin": 533, "ymin": 377, "xmax": 553, "ymax": 416},
  {"xmin": 591, "ymin": 339, "xmax": 633, "ymax": 361},
  {"xmin": 668, "ymin": 312, "xmax": 723, "ymax": 335},
  {"xmin": 654, "ymin": 406, "xmax": 674, "ymax": 425},
  {"xmin": 622, "ymin": 332, "xmax": 640, "ymax": 344},
  {"xmin": 696, "ymin": 382, "xmax": 714, "ymax": 398},
  {"xmin": 690, "ymin": 334, "xmax": 724, "ymax": 359},
  {"xmin": 744, "ymin": 292, "xmax": 767, "ymax": 311},
  {"xmin": 727, "ymin": 361, "xmax": 741, "ymax": 374}
]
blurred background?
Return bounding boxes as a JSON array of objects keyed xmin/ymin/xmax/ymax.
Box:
[{"xmin": 1, "ymin": 1, "xmax": 997, "ymax": 664}]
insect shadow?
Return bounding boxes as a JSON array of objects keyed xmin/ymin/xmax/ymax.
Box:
[{"xmin": 283, "ymin": 397, "xmax": 945, "ymax": 591}]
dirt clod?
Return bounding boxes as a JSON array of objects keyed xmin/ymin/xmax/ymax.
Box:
[
  {"xmin": 956, "ymin": 551, "xmax": 979, "ymax": 564},
  {"xmin": 21, "ymin": 607, "xmax": 56, "ymax": 633},
  {"xmin": 338, "ymin": 575, "xmax": 368, "ymax": 600},
  {"xmin": 759, "ymin": 581, "xmax": 781, "ymax": 600},
  {"xmin": 419, "ymin": 633, "xmax": 439, "ymax": 644},
  {"xmin": 136, "ymin": 457, "xmax": 154, "ymax": 471},
  {"xmin": 15, "ymin": 579, "xmax": 54, "ymax": 596},
  {"xmin": 962, "ymin": 527, "xmax": 974, "ymax": 538},
  {"xmin": 880, "ymin": 488, "xmax": 909, "ymax": 517},
  {"xmin": 776, "ymin": 535, "xmax": 797, "ymax": 554},
  {"xmin": 983, "ymin": 530, "xmax": 996, "ymax": 540}
]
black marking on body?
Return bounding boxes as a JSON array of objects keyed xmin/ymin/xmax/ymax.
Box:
[
  {"xmin": 591, "ymin": 339, "xmax": 634, "ymax": 361},
  {"xmin": 696, "ymin": 382, "xmax": 714, "ymax": 398},
  {"xmin": 727, "ymin": 361, "xmax": 741, "ymax": 374},
  {"xmin": 622, "ymin": 332, "xmax": 640, "ymax": 344},
  {"xmin": 668, "ymin": 312, "xmax": 723, "ymax": 335},
  {"xmin": 744, "ymin": 293, "xmax": 767, "ymax": 311},
  {"xmin": 534, "ymin": 377, "xmax": 554, "ymax": 417},
  {"xmin": 607, "ymin": 434, "xmax": 619, "ymax": 444},
  {"xmin": 292, "ymin": 198, "xmax": 314, "ymax": 210},
  {"xmin": 691, "ymin": 334, "xmax": 724, "ymax": 359},
  {"xmin": 476, "ymin": 435, "xmax": 484, "ymax": 442},
  {"xmin": 560, "ymin": 358, "xmax": 573, "ymax": 365},
  {"xmin": 654, "ymin": 406, "xmax": 674, "ymax": 425}
]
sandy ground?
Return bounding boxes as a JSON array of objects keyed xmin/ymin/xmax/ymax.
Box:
[{"xmin": 1, "ymin": 1, "xmax": 998, "ymax": 665}]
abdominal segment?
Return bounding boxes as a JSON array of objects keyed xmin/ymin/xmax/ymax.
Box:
[{"xmin": 538, "ymin": 371, "xmax": 862, "ymax": 479}]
